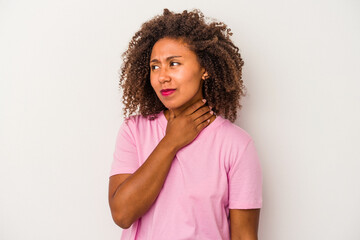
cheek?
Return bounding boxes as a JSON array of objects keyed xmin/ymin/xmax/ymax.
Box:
[
  {"xmin": 176, "ymin": 68, "xmax": 200, "ymax": 83},
  {"xmin": 182, "ymin": 71, "xmax": 202, "ymax": 89},
  {"xmin": 149, "ymin": 75, "xmax": 157, "ymax": 89}
]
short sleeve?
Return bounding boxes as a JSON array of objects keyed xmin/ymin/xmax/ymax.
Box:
[
  {"xmin": 228, "ymin": 139, "xmax": 263, "ymax": 209},
  {"xmin": 109, "ymin": 119, "xmax": 139, "ymax": 177}
]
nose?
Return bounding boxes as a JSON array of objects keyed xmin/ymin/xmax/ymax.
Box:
[{"xmin": 158, "ymin": 67, "xmax": 171, "ymax": 84}]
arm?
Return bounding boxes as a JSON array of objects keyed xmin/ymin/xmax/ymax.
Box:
[
  {"xmin": 108, "ymin": 99, "xmax": 213, "ymax": 229},
  {"xmin": 230, "ymin": 208, "xmax": 260, "ymax": 240},
  {"xmin": 108, "ymin": 137, "xmax": 178, "ymax": 229}
]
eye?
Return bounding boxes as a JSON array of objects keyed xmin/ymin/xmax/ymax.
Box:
[
  {"xmin": 170, "ymin": 61, "xmax": 180, "ymax": 67},
  {"xmin": 151, "ymin": 65, "xmax": 159, "ymax": 70}
]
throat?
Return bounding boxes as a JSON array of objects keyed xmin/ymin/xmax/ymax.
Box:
[{"xmin": 163, "ymin": 109, "xmax": 217, "ymax": 124}]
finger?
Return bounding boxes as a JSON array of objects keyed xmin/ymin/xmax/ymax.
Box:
[
  {"xmin": 192, "ymin": 105, "xmax": 212, "ymax": 121},
  {"xmin": 194, "ymin": 110, "xmax": 213, "ymax": 126},
  {"xmin": 184, "ymin": 99, "xmax": 207, "ymax": 116},
  {"xmin": 196, "ymin": 118, "xmax": 211, "ymax": 132}
]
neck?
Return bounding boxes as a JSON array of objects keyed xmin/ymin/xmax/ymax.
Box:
[{"xmin": 163, "ymin": 96, "xmax": 217, "ymax": 124}]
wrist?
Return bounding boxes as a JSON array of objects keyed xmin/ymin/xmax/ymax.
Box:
[{"xmin": 161, "ymin": 135, "xmax": 181, "ymax": 154}]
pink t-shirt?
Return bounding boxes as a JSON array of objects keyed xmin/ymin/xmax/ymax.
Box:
[{"xmin": 110, "ymin": 110, "xmax": 262, "ymax": 240}]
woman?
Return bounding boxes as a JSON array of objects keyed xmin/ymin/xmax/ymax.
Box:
[{"xmin": 108, "ymin": 9, "xmax": 262, "ymax": 240}]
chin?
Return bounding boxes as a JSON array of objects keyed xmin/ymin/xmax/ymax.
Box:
[
  {"xmin": 159, "ymin": 95, "xmax": 196, "ymax": 111},
  {"xmin": 162, "ymin": 102, "xmax": 183, "ymax": 110},
  {"xmin": 163, "ymin": 104, "xmax": 178, "ymax": 110}
]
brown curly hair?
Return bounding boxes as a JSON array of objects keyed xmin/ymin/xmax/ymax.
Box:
[{"xmin": 119, "ymin": 8, "xmax": 247, "ymax": 122}]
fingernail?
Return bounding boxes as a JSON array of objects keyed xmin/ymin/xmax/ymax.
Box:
[
  {"xmin": 210, "ymin": 111, "xmax": 213, "ymax": 115},
  {"xmin": 202, "ymin": 99, "xmax": 206, "ymax": 103}
]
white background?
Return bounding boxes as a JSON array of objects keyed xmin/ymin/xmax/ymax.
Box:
[{"xmin": 1, "ymin": 0, "xmax": 359, "ymax": 239}]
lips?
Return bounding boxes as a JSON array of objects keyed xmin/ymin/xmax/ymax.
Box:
[{"xmin": 160, "ymin": 89, "xmax": 176, "ymax": 96}]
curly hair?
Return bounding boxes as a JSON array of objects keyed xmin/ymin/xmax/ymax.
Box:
[{"xmin": 119, "ymin": 8, "xmax": 247, "ymax": 122}]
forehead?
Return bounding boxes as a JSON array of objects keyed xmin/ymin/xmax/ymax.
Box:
[{"xmin": 150, "ymin": 38, "xmax": 195, "ymax": 59}]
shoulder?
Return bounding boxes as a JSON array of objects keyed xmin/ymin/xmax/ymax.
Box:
[
  {"xmin": 214, "ymin": 117, "xmax": 256, "ymax": 158},
  {"xmin": 209, "ymin": 117, "xmax": 258, "ymax": 169},
  {"xmin": 123, "ymin": 113, "xmax": 159, "ymax": 127},
  {"xmin": 216, "ymin": 117, "xmax": 253, "ymax": 145},
  {"xmin": 121, "ymin": 113, "xmax": 162, "ymax": 138},
  {"xmin": 215, "ymin": 118, "xmax": 260, "ymax": 169}
]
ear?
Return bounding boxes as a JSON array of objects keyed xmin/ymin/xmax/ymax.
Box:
[{"xmin": 202, "ymin": 70, "xmax": 209, "ymax": 80}]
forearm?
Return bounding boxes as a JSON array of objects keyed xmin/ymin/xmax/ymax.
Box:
[
  {"xmin": 110, "ymin": 136, "xmax": 178, "ymax": 228},
  {"xmin": 231, "ymin": 234, "xmax": 258, "ymax": 240}
]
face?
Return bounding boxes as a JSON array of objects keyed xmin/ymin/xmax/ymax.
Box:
[{"xmin": 150, "ymin": 37, "xmax": 207, "ymax": 115}]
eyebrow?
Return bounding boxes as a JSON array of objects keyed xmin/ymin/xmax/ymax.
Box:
[{"xmin": 150, "ymin": 56, "xmax": 183, "ymax": 63}]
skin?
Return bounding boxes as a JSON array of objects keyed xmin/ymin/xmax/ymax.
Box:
[
  {"xmin": 230, "ymin": 208, "xmax": 260, "ymax": 240},
  {"xmin": 108, "ymin": 37, "xmax": 260, "ymax": 239},
  {"xmin": 149, "ymin": 37, "xmax": 215, "ymax": 123}
]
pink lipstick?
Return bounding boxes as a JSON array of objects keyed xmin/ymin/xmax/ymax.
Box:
[{"xmin": 160, "ymin": 89, "xmax": 176, "ymax": 96}]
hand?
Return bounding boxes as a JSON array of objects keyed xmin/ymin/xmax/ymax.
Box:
[{"xmin": 164, "ymin": 99, "xmax": 214, "ymax": 151}]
